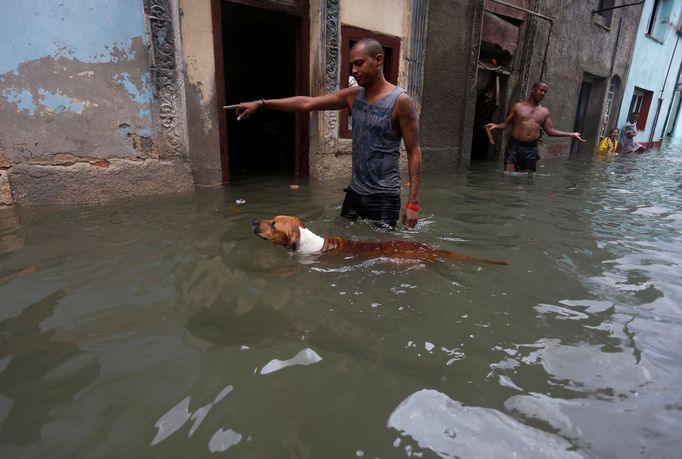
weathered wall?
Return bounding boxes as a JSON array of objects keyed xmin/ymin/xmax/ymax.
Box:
[
  {"xmin": 420, "ymin": 0, "xmax": 482, "ymax": 169},
  {"xmin": 0, "ymin": 0, "xmax": 193, "ymax": 206},
  {"xmin": 618, "ymin": 0, "xmax": 682, "ymax": 145},
  {"xmin": 179, "ymin": 0, "xmax": 223, "ymax": 186},
  {"xmin": 530, "ymin": 0, "xmax": 642, "ymax": 157},
  {"xmin": 340, "ymin": 0, "xmax": 404, "ymax": 36}
]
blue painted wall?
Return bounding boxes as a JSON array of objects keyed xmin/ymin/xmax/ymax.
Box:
[
  {"xmin": 0, "ymin": 0, "xmax": 154, "ymax": 161},
  {"xmin": 618, "ymin": 0, "xmax": 682, "ymax": 144},
  {"xmin": 0, "ymin": 0, "xmax": 147, "ymax": 75}
]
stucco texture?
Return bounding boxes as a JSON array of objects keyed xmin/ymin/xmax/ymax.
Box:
[
  {"xmin": 531, "ymin": 1, "xmax": 640, "ymax": 157},
  {"xmin": 420, "ymin": 0, "xmax": 481, "ymax": 168},
  {"xmin": 179, "ymin": 0, "xmax": 224, "ymax": 186},
  {"xmin": 0, "ymin": 0, "xmax": 193, "ymax": 205}
]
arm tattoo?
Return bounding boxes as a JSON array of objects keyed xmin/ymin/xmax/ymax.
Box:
[{"xmin": 398, "ymin": 95, "xmax": 420, "ymax": 141}]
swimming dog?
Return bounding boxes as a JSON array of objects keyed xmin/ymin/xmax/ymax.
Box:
[{"xmin": 252, "ymin": 215, "xmax": 507, "ymax": 265}]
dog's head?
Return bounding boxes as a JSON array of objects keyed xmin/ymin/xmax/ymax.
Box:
[{"xmin": 252, "ymin": 215, "xmax": 306, "ymax": 251}]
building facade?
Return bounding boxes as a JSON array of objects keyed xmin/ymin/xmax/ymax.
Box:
[
  {"xmin": 472, "ymin": 0, "xmax": 643, "ymax": 161},
  {"xmin": 1, "ymin": 0, "xmax": 645, "ymax": 207},
  {"xmin": 616, "ymin": 0, "xmax": 682, "ymax": 147},
  {"xmin": 0, "ymin": 0, "xmax": 195, "ymax": 206}
]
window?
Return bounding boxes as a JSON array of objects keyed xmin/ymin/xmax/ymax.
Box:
[
  {"xmin": 339, "ymin": 26, "xmax": 400, "ymax": 138},
  {"xmin": 647, "ymin": 0, "xmax": 673, "ymax": 41},
  {"xmin": 596, "ymin": 0, "xmax": 615, "ymax": 28},
  {"xmin": 628, "ymin": 87, "xmax": 654, "ymax": 130}
]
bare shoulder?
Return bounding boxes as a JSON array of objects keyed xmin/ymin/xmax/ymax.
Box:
[
  {"xmin": 335, "ymin": 86, "xmax": 362, "ymax": 108},
  {"xmin": 396, "ymin": 92, "xmax": 417, "ymax": 120},
  {"xmin": 511, "ymin": 101, "xmax": 526, "ymax": 113},
  {"xmin": 339, "ymin": 85, "xmax": 361, "ymax": 99}
]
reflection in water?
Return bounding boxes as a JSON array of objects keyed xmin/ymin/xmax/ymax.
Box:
[
  {"xmin": 388, "ymin": 389, "xmax": 580, "ymax": 458},
  {"xmin": 0, "ymin": 145, "xmax": 681, "ymax": 457},
  {"xmin": 151, "ymin": 385, "xmax": 235, "ymax": 447},
  {"xmin": 0, "ymin": 207, "xmax": 25, "ymax": 256},
  {"xmin": 0, "ymin": 291, "xmax": 100, "ymax": 445},
  {"xmin": 259, "ymin": 348, "xmax": 322, "ymax": 375},
  {"xmin": 208, "ymin": 428, "xmax": 242, "ymax": 453}
]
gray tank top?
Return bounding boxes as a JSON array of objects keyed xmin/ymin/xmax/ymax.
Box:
[{"xmin": 349, "ymin": 86, "xmax": 406, "ymax": 195}]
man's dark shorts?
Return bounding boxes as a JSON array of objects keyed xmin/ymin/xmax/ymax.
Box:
[
  {"xmin": 504, "ymin": 138, "xmax": 541, "ymax": 172},
  {"xmin": 341, "ymin": 188, "xmax": 401, "ymax": 228}
]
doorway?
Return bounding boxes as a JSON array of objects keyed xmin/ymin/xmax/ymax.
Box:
[
  {"xmin": 470, "ymin": 6, "xmax": 522, "ymax": 164},
  {"xmin": 215, "ymin": 1, "xmax": 309, "ymax": 181},
  {"xmin": 572, "ymin": 81, "xmax": 592, "ymax": 154},
  {"xmin": 571, "ymin": 73, "xmax": 606, "ymax": 154}
]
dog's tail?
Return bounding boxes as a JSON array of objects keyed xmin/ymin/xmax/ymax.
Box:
[{"xmin": 437, "ymin": 250, "xmax": 508, "ymax": 265}]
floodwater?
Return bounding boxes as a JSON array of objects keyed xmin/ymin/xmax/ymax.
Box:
[{"xmin": 1, "ymin": 143, "xmax": 681, "ymax": 459}]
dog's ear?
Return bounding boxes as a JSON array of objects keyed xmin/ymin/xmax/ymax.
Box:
[
  {"xmin": 288, "ymin": 226, "xmax": 301, "ymax": 251},
  {"xmin": 270, "ymin": 231, "xmax": 292, "ymax": 248}
]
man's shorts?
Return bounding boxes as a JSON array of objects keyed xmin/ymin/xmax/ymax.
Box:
[
  {"xmin": 340, "ymin": 187, "xmax": 401, "ymax": 228},
  {"xmin": 504, "ymin": 138, "xmax": 541, "ymax": 172}
]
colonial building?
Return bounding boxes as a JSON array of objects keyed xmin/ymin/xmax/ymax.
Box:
[
  {"xmin": 616, "ymin": 0, "xmax": 682, "ymax": 147},
  {"xmin": 473, "ymin": 0, "xmax": 643, "ymax": 161},
  {"xmin": 1, "ymin": 0, "xmax": 644, "ymax": 207}
]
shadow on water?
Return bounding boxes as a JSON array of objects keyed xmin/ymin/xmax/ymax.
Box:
[{"xmin": 1, "ymin": 145, "xmax": 682, "ymax": 458}]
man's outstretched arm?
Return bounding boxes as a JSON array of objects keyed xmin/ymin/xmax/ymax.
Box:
[
  {"xmin": 224, "ymin": 87, "xmax": 358, "ymax": 121},
  {"xmin": 485, "ymin": 105, "xmax": 516, "ymax": 131},
  {"xmin": 543, "ymin": 113, "xmax": 585, "ymax": 141}
]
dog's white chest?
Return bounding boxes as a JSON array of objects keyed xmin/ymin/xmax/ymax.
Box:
[{"xmin": 297, "ymin": 227, "xmax": 324, "ymax": 254}]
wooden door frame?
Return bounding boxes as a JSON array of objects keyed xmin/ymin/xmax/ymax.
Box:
[{"xmin": 211, "ymin": 0, "xmax": 310, "ymax": 183}]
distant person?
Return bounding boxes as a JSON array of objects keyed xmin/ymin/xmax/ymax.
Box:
[
  {"xmin": 598, "ymin": 128, "xmax": 619, "ymax": 155},
  {"xmin": 620, "ymin": 113, "xmax": 646, "ymax": 153},
  {"xmin": 225, "ymin": 38, "xmax": 422, "ymax": 229},
  {"xmin": 485, "ymin": 81, "xmax": 585, "ymax": 172}
]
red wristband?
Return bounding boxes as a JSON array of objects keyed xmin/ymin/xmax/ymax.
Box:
[{"xmin": 405, "ymin": 202, "xmax": 419, "ymax": 212}]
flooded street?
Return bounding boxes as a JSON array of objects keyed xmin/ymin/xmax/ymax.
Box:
[{"xmin": 1, "ymin": 143, "xmax": 682, "ymax": 458}]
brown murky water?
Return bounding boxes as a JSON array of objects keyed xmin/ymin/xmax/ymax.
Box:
[{"xmin": 1, "ymin": 143, "xmax": 681, "ymax": 458}]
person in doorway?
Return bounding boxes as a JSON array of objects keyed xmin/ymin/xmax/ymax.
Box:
[
  {"xmin": 485, "ymin": 81, "xmax": 585, "ymax": 172},
  {"xmin": 224, "ymin": 38, "xmax": 422, "ymax": 229},
  {"xmin": 598, "ymin": 127, "xmax": 619, "ymax": 155},
  {"xmin": 620, "ymin": 113, "xmax": 647, "ymax": 153}
]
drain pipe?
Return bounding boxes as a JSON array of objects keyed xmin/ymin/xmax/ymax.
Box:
[
  {"xmin": 600, "ymin": 17, "xmax": 623, "ymax": 137},
  {"xmin": 488, "ymin": 0, "xmax": 554, "ymax": 79},
  {"xmin": 660, "ymin": 60, "xmax": 682, "ymax": 137},
  {"xmin": 591, "ymin": 1, "xmax": 645, "ymax": 15},
  {"xmin": 649, "ymin": 34, "xmax": 680, "ymax": 145}
]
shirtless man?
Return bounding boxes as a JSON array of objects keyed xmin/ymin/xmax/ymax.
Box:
[
  {"xmin": 225, "ymin": 38, "xmax": 422, "ymax": 229},
  {"xmin": 486, "ymin": 81, "xmax": 585, "ymax": 172}
]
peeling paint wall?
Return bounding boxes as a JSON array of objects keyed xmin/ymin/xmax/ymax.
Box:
[{"xmin": 0, "ymin": 0, "xmax": 193, "ymax": 205}]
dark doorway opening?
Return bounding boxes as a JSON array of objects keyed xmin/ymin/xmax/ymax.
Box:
[
  {"xmin": 572, "ymin": 73, "xmax": 606, "ymax": 154},
  {"xmin": 471, "ymin": 70, "xmax": 507, "ymax": 162},
  {"xmin": 221, "ymin": 3, "xmax": 299, "ymax": 178},
  {"xmin": 572, "ymin": 81, "xmax": 592, "ymax": 154},
  {"xmin": 470, "ymin": 7, "xmax": 519, "ymax": 164}
]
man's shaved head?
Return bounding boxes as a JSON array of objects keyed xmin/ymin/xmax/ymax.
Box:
[{"xmin": 351, "ymin": 38, "xmax": 384, "ymax": 58}]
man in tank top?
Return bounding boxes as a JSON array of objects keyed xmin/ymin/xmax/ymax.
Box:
[{"xmin": 225, "ymin": 38, "xmax": 422, "ymax": 229}]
